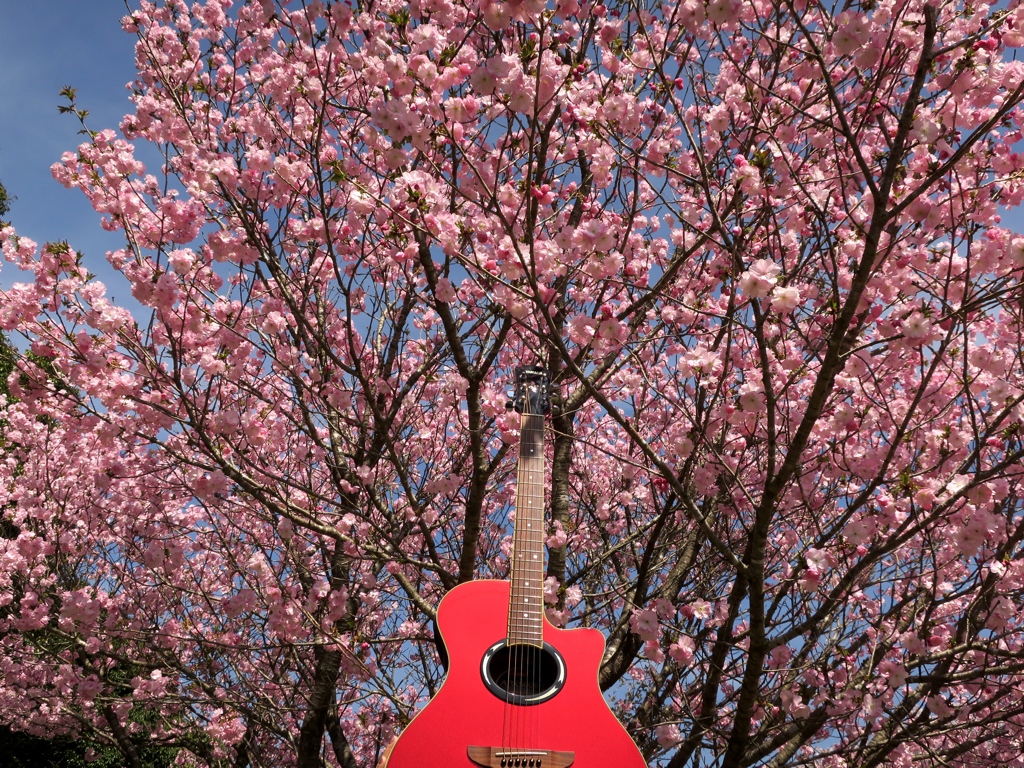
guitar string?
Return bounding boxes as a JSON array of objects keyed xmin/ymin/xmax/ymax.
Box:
[
  {"xmin": 537, "ymin": 427, "xmax": 544, "ymax": 758},
  {"xmin": 527, "ymin": 411, "xmax": 543, "ymax": 758},
  {"xmin": 534, "ymin": 412, "xmax": 543, "ymax": 757},
  {"xmin": 509, "ymin": 394, "xmax": 546, "ymax": 761},
  {"xmin": 521, "ymin": 410, "xmax": 530, "ymax": 758},
  {"xmin": 511, "ymin": 414, "xmax": 520, "ymax": 756},
  {"xmin": 505, "ymin": 409, "xmax": 516, "ymax": 755},
  {"xmin": 508, "ymin": 408, "xmax": 529, "ymax": 757},
  {"xmin": 519, "ymin": 409, "xmax": 535, "ymax": 758},
  {"xmin": 516, "ymin": 410, "xmax": 529, "ymax": 757},
  {"xmin": 529, "ymin": 424, "xmax": 539, "ymax": 761},
  {"xmin": 529, "ymin": 419, "xmax": 538, "ymax": 758},
  {"xmin": 520, "ymin": 408, "xmax": 542, "ymax": 758},
  {"xmin": 519, "ymin": 409, "xmax": 528, "ymax": 756},
  {"xmin": 535, "ymin": 419, "xmax": 544, "ymax": 759},
  {"xmin": 533, "ymin": 412, "xmax": 544, "ymax": 756}
]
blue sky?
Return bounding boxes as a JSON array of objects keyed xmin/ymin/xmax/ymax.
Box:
[{"xmin": 0, "ymin": 0, "xmax": 138, "ymax": 298}]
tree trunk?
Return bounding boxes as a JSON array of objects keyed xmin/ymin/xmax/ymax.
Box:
[
  {"xmin": 295, "ymin": 647, "xmax": 344, "ymax": 768},
  {"xmin": 101, "ymin": 704, "xmax": 144, "ymax": 768}
]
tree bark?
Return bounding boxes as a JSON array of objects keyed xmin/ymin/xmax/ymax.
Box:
[
  {"xmin": 545, "ymin": 405, "xmax": 574, "ymax": 596},
  {"xmin": 295, "ymin": 647, "xmax": 345, "ymax": 768},
  {"xmin": 296, "ymin": 545, "xmax": 357, "ymax": 768},
  {"xmin": 101, "ymin": 704, "xmax": 144, "ymax": 768},
  {"xmin": 232, "ymin": 722, "xmax": 256, "ymax": 768},
  {"xmin": 326, "ymin": 708, "xmax": 359, "ymax": 768}
]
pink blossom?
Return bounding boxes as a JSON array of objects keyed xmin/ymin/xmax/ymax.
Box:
[
  {"xmin": 1005, "ymin": 236, "xmax": 1024, "ymax": 265},
  {"xmin": 738, "ymin": 258, "xmax": 782, "ymax": 299},
  {"xmin": 912, "ymin": 116, "xmax": 941, "ymax": 144},
  {"xmin": 926, "ymin": 695, "xmax": 955, "ymax": 719},
  {"xmin": 77, "ymin": 676, "xmax": 104, "ymax": 703},
  {"xmin": 655, "ymin": 724, "xmax": 682, "ymax": 748},
  {"xmin": 568, "ymin": 314, "xmax": 597, "ymax": 346},
  {"xmin": 678, "ymin": 0, "xmax": 706, "ymax": 32},
  {"xmin": 832, "ymin": 12, "xmax": 871, "ymax": 56},
  {"xmin": 737, "ymin": 382, "xmax": 766, "ymax": 412},
  {"xmin": 630, "ymin": 608, "xmax": 660, "ymax": 642},
  {"xmin": 987, "ymin": 596, "xmax": 1017, "ymax": 630},
  {"xmin": 434, "ymin": 278, "xmax": 457, "ymax": 304},
  {"xmin": 780, "ymin": 689, "xmax": 810, "ymax": 719},
  {"xmin": 263, "ymin": 311, "xmax": 288, "ymax": 335},
  {"xmin": 900, "ymin": 312, "xmax": 934, "ymax": 343},
  {"xmin": 879, "ymin": 661, "xmax": 909, "ymax": 689},
  {"xmin": 770, "ymin": 285, "xmax": 801, "ymax": 313},
  {"xmin": 805, "ymin": 547, "xmax": 832, "ymax": 573},
  {"xmin": 596, "ymin": 316, "xmax": 628, "ymax": 345},
  {"xmin": 544, "ymin": 576, "xmax": 560, "ymax": 605},
  {"xmin": 573, "ymin": 220, "xmax": 618, "ymax": 252},
  {"xmin": 706, "ymin": 0, "xmax": 740, "ymax": 26},
  {"xmin": 151, "ymin": 272, "xmax": 179, "ymax": 310},
  {"xmin": 644, "ymin": 640, "xmax": 665, "ymax": 664},
  {"xmin": 684, "ymin": 600, "xmax": 713, "ymax": 621},
  {"xmin": 563, "ymin": 585, "xmax": 583, "ymax": 606},
  {"xmin": 167, "ymin": 249, "xmax": 195, "ymax": 274},
  {"xmin": 706, "ymin": 104, "xmax": 730, "ymax": 132},
  {"xmin": 545, "ymin": 521, "xmax": 567, "ymax": 549},
  {"xmin": 470, "ymin": 66, "xmax": 498, "ymax": 95},
  {"xmin": 669, "ymin": 635, "xmax": 695, "ymax": 665}
]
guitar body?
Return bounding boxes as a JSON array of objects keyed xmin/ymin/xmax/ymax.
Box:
[{"xmin": 385, "ymin": 580, "xmax": 646, "ymax": 768}]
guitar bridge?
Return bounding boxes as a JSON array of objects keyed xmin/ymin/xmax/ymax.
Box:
[{"xmin": 467, "ymin": 746, "xmax": 575, "ymax": 768}]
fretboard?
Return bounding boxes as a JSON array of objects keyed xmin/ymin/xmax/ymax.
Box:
[{"xmin": 508, "ymin": 412, "xmax": 545, "ymax": 647}]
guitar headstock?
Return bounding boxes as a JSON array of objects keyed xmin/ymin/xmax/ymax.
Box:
[{"xmin": 508, "ymin": 366, "xmax": 551, "ymax": 417}]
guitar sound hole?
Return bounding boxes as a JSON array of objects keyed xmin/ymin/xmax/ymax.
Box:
[{"xmin": 480, "ymin": 640, "xmax": 566, "ymax": 706}]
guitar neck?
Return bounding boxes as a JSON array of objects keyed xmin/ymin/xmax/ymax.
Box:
[{"xmin": 508, "ymin": 412, "xmax": 546, "ymax": 647}]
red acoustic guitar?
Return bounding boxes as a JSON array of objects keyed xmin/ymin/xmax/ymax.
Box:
[{"xmin": 383, "ymin": 367, "xmax": 646, "ymax": 768}]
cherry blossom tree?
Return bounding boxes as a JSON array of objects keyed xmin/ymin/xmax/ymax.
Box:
[{"xmin": 4, "ymin": 0, "xmax": 1024, "ymax": 767}]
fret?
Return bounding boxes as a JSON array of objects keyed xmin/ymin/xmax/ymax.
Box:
[{"xmin": 509, "ymin": 438, "xmax": 545, "ymax": 637}]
